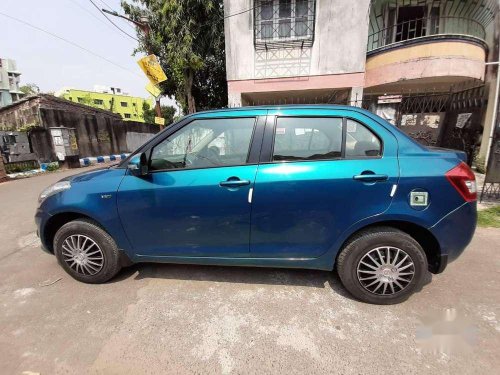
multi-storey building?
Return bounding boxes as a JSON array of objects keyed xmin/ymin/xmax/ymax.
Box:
[
  {"xmin": 0, "ymin": 58, "xmax": 24, "ymax": 107},
  {"xmin": 224, "ymin": 0, "xmax": 498, "ymax": 160},
  {"xmin": 56, "ymin": 86, "xmax": 153, "ymax": 123}
]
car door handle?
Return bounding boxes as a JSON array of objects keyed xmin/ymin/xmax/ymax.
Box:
[
  {"xmin": 219, "ymin": 179, "xmax": 251, "ymax": 188},
  {"xmin": 353, "ymin": 174, "xmax": 388, "ymax": 182}
]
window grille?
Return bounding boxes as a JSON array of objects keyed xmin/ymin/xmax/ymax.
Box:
[{"xmin": 254, "ymin": 0, "xmax": 316, "ymax": 50}]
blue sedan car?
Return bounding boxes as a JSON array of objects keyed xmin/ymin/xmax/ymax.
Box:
[{"xmin": 35, "ymin": 106, "xmax": 477, "ymax": 304}]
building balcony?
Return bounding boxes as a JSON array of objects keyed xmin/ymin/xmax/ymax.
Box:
[
  {"xmin": 367, "ymin": 16, "xmax": 487, "ymax": 54},
  {"xmin": 365, "ymin": 17, "xmax": 491, "ymax": 92},
  {"xmin": 365, "ymin": 0, "xmax": 497, "ymax": 92}
]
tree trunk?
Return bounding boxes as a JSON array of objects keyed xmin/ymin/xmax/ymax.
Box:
[{"xmin": 184, "ymin": 69, "xmax": 196, "ymax": 114}]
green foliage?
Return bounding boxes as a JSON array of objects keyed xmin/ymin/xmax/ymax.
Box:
[
  {"xmin": 474, "ymin": 155, "xmax": 486, "ymax": 174},
  {"xmin": 4, "ymin": 160, "xmax": 39, "ymax": 173},
  {"xmin": 19, "ymin": 83, "xmax": 40, "ymax": 96},
  {"xmin": 81, "ymin": 94, "xmax": 97, "ymax": 108},
  {"xmin": 477, "ymin": 206, "xmax": 500, "ymax": 228},
  {"xmin": 45, "ymin": 162, "xmax": 60, "ymax": 172},
  {"xmin": 18, "ymin": 123, "xmax": 40, "ymax": 133},
  {"xmin": 142, "ymin": 102, "xmax": 177, "ymax": 126},
  {"xmin": 121, "ymin": 0, "xmax": 227, "ymax": 114}
]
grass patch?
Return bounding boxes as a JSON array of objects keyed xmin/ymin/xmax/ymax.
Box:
[{"xmin": 478, "ymin": 206, "xmax": 500, "ymax": 228}]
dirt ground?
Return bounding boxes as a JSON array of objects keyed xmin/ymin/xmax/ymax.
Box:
[{"xmin": 0, "ymin": 168, "xmax": 499, "ymax": 374}]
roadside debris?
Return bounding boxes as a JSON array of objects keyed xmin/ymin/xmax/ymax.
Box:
[{"xmin": 39, "ymin": 277, "xmax": 62, "ymax": 287}]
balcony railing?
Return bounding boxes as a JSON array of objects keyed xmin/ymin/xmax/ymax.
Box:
[{"xmin": 367, "ymin": 16, "xmax": 486, "ymax": 53}]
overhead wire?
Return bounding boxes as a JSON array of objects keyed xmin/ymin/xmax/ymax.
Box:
[
  {"xmin": 66, "ymin": 0, "xmax": 114, "ymax": 30},
  {"xmin": 87, "ymin": 0, "xmax": 138, "ymax": 41},
  {"xmin": 95, "ymin": 0, "xmax": 136, "ymax": 31},
  {"xmin": 0, "ymin": 11, "xmax": 142, "ymax": 78}
]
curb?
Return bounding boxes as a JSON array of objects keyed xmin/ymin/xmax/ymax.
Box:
[{"xmin": 80, "ymin": 154, "xmax": 129, "ymax": 167}]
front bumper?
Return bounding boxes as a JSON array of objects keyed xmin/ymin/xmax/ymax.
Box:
[
  {"xmin": 429, "ymin": 201, "xmax": 477, "ymax": 272},
  {"xmin": 35, "ymin": 208, "xmax": 52, "ymax": 254}
]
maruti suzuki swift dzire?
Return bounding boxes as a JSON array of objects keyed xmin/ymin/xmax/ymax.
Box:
[{"xmin": 35, "ymin": 106, "xmax": 477, "ymax": 304}]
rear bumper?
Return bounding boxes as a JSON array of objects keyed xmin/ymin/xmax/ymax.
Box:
[{"xmin": 429, "ymin": 201, "xmax": 477, "ymax": 273}]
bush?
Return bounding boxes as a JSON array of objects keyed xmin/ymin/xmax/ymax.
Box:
[
  {"xmin": 5, "ymin": 160, "xmax": 39, "ymax": 173},
  {"xmin": 46, "ymin": 162, "xmax": 59, "ymax": 172}
]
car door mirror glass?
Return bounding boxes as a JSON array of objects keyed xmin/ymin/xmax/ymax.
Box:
[{"xmin": 127, "ymin": 153, "xmax": 148, "ymax": 176}]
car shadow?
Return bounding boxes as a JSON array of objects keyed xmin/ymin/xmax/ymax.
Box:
[
  {"xmin": 112, "ymin": 262, "xmax": 432, "ymax": 302},
  {"xmin": 112, "ymin": 262, "xmax": 357, "ymax": 300}
]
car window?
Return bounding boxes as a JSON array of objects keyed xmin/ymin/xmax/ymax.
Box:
[
  {"xmin": 345, "ymin": 119, "xmax": 381, "ymax": 157},
  {"xmin": 150, "ymin": 118, "xmax": 255, "ymax": 171},
  {"xmin": 272, "ymin": 117, "xmax": 342, "ymax": 161}
]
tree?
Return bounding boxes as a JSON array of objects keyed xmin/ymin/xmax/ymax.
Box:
[
  {"xmin": 142, "ymin": 102, "xmax": 177, "ymax": 125},
  {"xmin": 122, "ymin": 0, "xmax": 227, "ymax": 114},
  {"xmin": 20, "ymin": 83, "xmax": 40, "ymax": 96}
]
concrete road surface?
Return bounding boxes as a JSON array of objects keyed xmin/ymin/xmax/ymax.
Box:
[{"xmin": 0, "ymin": 168, "xmax": 499, "ymax": 374}]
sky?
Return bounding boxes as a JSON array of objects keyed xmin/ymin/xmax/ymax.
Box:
[{"xmin": 0, "ymin": 0, "xmax": 178, "ymax": 110}]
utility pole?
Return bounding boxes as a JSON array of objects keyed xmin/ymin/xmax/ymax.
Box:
[
  {"xmin": 103, "ymin": 9, "xmax": 164, "ymax": 129},
  {"xmin": 484, "ymin": 60, "xmax": 500, "ymax": 171}
]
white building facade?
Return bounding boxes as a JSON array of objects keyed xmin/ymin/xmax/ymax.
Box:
[{"xmin": 224, "ymin": 0, "xmax": 370, "ymax": 107}]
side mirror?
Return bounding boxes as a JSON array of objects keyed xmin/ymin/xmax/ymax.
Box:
[{"xmin": 127, "ymin": 153, "xmax": 148, "ymax": 176}]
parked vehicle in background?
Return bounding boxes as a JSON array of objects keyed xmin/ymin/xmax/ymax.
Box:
[{"xmin": 35, "ymin": 105, "xmax": 477, "ymax": 304}]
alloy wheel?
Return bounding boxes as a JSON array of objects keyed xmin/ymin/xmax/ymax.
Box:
[
  {"xmin": 61, "ymin": 234, "xmax": 104, "ymax": 276},
  {"xmin": 356, "ymin": 246, "xmax": 415, "ymax": 295}
]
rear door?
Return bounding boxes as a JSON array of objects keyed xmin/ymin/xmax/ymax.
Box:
[{"xmin": 250, "ymin": 108, "xmax": 399, "ymax": 258}]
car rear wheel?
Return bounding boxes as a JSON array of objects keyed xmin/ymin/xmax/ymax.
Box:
[
  {"xmin": 54, "ymin": 219, "xmax": 121, "ymax": 284},
  {"xmin": 336, "ymin": 227, "xmax": 427, "ymax": 305}
]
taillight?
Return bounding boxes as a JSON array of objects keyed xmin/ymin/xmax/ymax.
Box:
[{"xmin": 445, "ymin": 162, "xmax": 477, "ymax": 202}]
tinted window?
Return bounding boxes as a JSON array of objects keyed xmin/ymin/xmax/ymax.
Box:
[
  {"xmin": 272, "ymin": 117, "xmax": 342, "ymax": 161},
  {"xmin": 345, "ymin": 119, "xmax": 381, "ymax": 157},
  {"xmin": 150, "ymin": 118, "xmax": 255, "ymax": 171}
]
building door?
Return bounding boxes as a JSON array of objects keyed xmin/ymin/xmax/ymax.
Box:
[{"xmin": 396, "ymin": 6, "xmax": 426, "ymax": 42}]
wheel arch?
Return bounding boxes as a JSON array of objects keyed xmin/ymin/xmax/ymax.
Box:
[
  {"xmin": 336, "ymin": 220, "xmax": 444, "ymax": 274},
  {"xmin": 42, "ymin": 212, "xmax": 97, "ymax": 253}
]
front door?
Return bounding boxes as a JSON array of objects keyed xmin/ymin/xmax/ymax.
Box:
[
  {"xmin": 117, "ymin": 116, "xmax": 262, "ymax": 257},
  {"xmin": 250, "ymin": 110, "xmax": 400, "ymax": 258}
]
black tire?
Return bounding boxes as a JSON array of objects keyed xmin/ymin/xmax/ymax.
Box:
[
  {"xmin": 336, "ymin": 227, "xmax": 427, "ymax": 305},
  {"xmin": 54, "ymin": 219, "xmax": 121, "ymax": 284}
]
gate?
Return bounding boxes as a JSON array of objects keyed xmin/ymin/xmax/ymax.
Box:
[
  {"xmin": 438, "ymin": 85, "xmax": 487, "ymax": 165},
  {"xmin": 364, "ymin": 83, "xmax": 487, "ymax": 164}
]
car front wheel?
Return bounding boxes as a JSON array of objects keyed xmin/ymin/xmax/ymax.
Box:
[
  {"xmin": 54, "ymin": 219, "xmax": 121, "ymax": 284},
  {"xmin": 336, "ymin": 227, "xmax": 428, "ymax": 305}
]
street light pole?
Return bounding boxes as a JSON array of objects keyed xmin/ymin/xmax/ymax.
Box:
[{"xmin": 102, "ymin": 9, "xmax": 164, "ymax": 129}]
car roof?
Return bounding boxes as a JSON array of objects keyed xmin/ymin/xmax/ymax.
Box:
[{"xmin": 192, "ymin": 104, "xmax": 368, "ymax": 115}]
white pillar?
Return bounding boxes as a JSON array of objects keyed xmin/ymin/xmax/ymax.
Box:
[
  {"xmin": 350, "ymin": 87, "xmax": 364, "ymax": 107},
  {"xmin": 228, "ymin": 91, "xmax": 242, "ymax": 108}
]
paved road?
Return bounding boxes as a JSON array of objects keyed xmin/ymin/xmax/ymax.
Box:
[{"xmin": 0, "ymin": 169, "xmax": 499, "ymax": 374}]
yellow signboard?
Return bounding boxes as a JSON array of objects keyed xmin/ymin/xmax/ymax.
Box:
[
  {"xmin": 145, "ymin": 82, "xmax": 162, "ymax": 98},
  {"xmin": 137, "ymin": 54, "xmax": 167, "ymax": 85},
  {"xmin": 155, "ymin": 116, "xmax": 165, "ymax": 126}
]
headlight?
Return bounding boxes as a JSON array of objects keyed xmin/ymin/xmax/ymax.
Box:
[{"xmin": 38, "ymin": 181, "xmax": 71, "ymax": 204}]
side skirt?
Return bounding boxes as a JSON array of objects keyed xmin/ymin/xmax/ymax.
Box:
[{"xmin": 131, "ymin": 254, "xmax": 333, "ymax": 271}]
